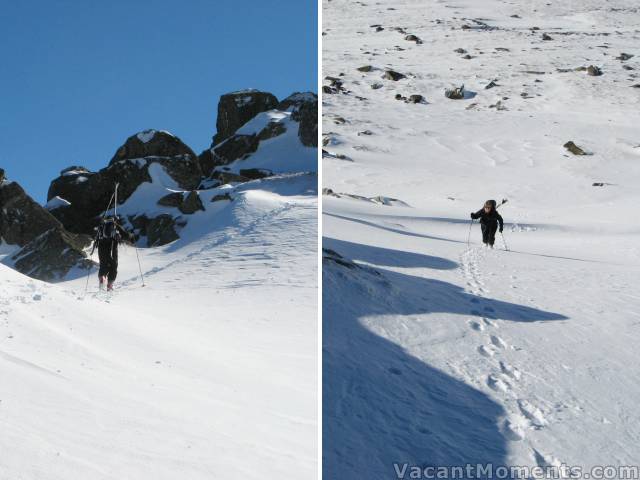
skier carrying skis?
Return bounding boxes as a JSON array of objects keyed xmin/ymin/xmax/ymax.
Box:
[
  {"xmin": 471, "ymin": 200, "xmax": 504, "ymax": 248},
  {"xmin": 94, "ymin": 216, "xmax": 133, "ymax": 291}
]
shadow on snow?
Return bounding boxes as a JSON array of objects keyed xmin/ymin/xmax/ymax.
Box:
[{"xmin": 322, "ymin": 238, "xmax": 567, "ymax": 479}]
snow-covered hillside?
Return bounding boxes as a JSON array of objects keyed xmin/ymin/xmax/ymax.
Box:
[
  {"xmin": 0, "ymin": 173, "xmax": 317, "ymax": 479},
  {"xmin": 323, "ymin": 0, "xmax": 640, "ymax": 477}
]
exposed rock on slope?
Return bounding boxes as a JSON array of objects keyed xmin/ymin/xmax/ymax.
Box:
[
  {"xmin": 199, "ymin": 91, "xmax": 317, "ymax": 178},
  {"xmin": 212, "ymin": 90, "xmax": 279, "ymax": 145},
  {"xmin": 45, "ymin": 88, "xmax": 317, "ymax": 249},
  {"xmin": 0, "ymin": 175, "xmax": 90, "ymax": 281},
  {"xmin": 48, "ymin": 131, "xmax": 202, "ymax": 235},
  {"xmin": 110, "ymin": 130, "xmax": 197, "ymax": 164}
]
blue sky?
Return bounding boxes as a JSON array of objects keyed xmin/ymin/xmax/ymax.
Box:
[{"xmin": 0, "ymin": 0, "xmax": 317, "ymax": 202}]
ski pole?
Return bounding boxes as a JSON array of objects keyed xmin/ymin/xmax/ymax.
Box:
[
  {"xmin": 134, "ymin": 241, "xmax": 146, "ymax": 287},
  {"xmin": 500, "ymin": 231, "xmax": 509, "ymax": 251},
  {"xmin": 467, "ymin": 219, "xmax": 474, "ymax": 248},
  {"xmin": 83, "ymin": 262, "xmax": 92, "ymax": 296},
  {"xmin": 114, "ymin": 182, "xmax": 119, "ymax": 219},
  {"xmin": 83, "ymin": 236, "xmax": 98, "ymax": 296}
]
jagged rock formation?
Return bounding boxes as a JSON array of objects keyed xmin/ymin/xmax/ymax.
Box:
[
  {"xmin": 0, "ymin": 175, "xmax": 90, "ymax": 281},
  {"xmin": 43, "ymin": 88, "xmax": 317, "ymax": 251},
  {"xmin": 212, "ymin": 90, "xmax": 279, "ymax": 145},
  {"xmin": 198, "ymin": 91, "xmax": 317, "ymax": 179},
  {"xmin": 47, "ymin": 131, "xmax": 202, "ymax": 234},
  {"xmin": 110, "ymin": 130, "xmax": 197, "ymax": 164}
]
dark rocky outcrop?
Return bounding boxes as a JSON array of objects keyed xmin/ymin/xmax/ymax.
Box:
[
  {"xmin": 258, "ymin": 120, "xmax": 287, "ymax": 141},
  {"xmin": 157, "ymin": 191, "xmax": 204, "ymax": 214},
  {"xmin": 239, "ymin": 168, "xmax": 273, "ymax": 180},
  {"xmin": 48, "ymin": 152, "xmax": 202, "ymax": 235},
  {"xmin": 146, "ymin": 214, "xmax": 180, "ymax": 247},
  {"xmin": 180, "ymin": 191, "xmax": 204, "ymax": 214},
  {"xmin": 212, "ymin": 90, "xmax": 279, "ymax": 145},
  {"xmin": 1, "ymin": 181, "xmax": 64, "ymax": 246},
  {"xmin": 323, "ymin": 77, "xmax": 349, "ymax": 95},
  {"xmin": 198, "ymin": 91, "xmax": 317, "ymax": 175},
  {"xmin": 294, "ymin": 97, "xmax": 318, "ymax": 147},
  {"xmin": 210, "ymin": 170, "xmax": 251, "ymax": 185},
  {"xmin": 405, "ymin": 34, "xmax": 423, "ymax": 44},
  {"xmin": 211, "ymin": 193, "xmax": 233, "ymax": 202},
  {"xmin": 209, "ymin": 135, "xmax": 261, "ymax": 167},
  {"xmin": 11, "ymin": 228, "xmax": 92, "ymax": 282},
  {"xmin": 41, "ymin": 86, "xmax": 316, "ymax": 250},
  {"xmin": 157, "ymin": 192, "xmax": 184, "ymax": 208},
  {"xmin": 277, "ymin": 92, "xmax": 317, "ymax": 112},
  {"xmin": 0, "ymin": 176, "xmax": 90, "ymax": 281},
  {"xmin": 110, "ymin": 130, "xmax": 196, "ymax": 165}
]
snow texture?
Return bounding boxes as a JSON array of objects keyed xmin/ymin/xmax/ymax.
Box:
[
  {"xmin": 1, "ymin": 127, "xmax": 318, "ymax": 477},
  {"xmin": 218, "ymin": 112, "xmax": 316, "ymax": 175},
  {"xmin": 136, "ymin": 129, "xmax": 156, "ymax": 143},
  {"xmin": 44, "ymin": 196, "xmax": 71, "ymax": 210},
  {"xmin": 323, "ymin": 0, "xmax": 640, "ymax": 477}
]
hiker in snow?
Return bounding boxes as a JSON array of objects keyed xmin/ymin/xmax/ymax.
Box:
[
  {"xmin": 94, "ymin": 216, "xmax": 133, "ymax": 291},
  {"xmin": 471, "ymin": 199, "xmax": 504, "ymax": 248}
]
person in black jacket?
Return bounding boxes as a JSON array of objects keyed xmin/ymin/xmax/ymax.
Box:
[
  {"xmin": 471, "ymin": 200, "xmax": 504, "ymax": 248},
  {"xmin": 94, "ymin": 217, "xmax": 133, "ymax": 291}
]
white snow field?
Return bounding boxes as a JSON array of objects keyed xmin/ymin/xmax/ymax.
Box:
[
  {"xmin": 323, "ymin": 0, "xmax": 640, "ymax": 478},
  {"xmin": 0, "ymin": 172, "xmax": 317, "ymax": 479}
]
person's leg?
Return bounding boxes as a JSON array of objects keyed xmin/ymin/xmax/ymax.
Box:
[
  {"xmin": 481, "ymin": 224, "xmax": 489, "ymax": 245},
  {"xmin": 107, "ymin": 241, "xmax": 118, "ymax": 286},
  {"xmin": 97, "ymin": 242, "xmax": 109, "ymax": 284},
  {"xmin": 488, "ymin": 224, "xmax": 498, "ymax": 246}
]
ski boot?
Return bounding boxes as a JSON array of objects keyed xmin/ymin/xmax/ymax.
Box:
[
  {"xmin": 99, "ymin": 276, "xmax": 107, "ymax": 290},
  {"xmin": 107, "ymin": 283, "xmax": 114, "ymax": 292}
]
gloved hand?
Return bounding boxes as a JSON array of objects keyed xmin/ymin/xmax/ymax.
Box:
[
  {"xmin": 499, "ymin": 227, "xmax": 503, "ymax": 233},
  {"xmin": 470, "ymin": 213, "xmax": 475, "ymax": 219}
]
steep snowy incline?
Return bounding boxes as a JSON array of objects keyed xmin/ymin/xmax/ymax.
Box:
[
  {"xmin": 323, "ymin": 0, "xmax": 640, "ymax": 476},
  {"xmin": 0, "ymin": 174, "xmax": 317, "ymax": 480}
]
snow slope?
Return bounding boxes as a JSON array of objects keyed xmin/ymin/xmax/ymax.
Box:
[
  {"xmin": 323, "ymin": 0, "xmax": 640, "ymax": 477},
  {"xmin": 0, "ymin": 173, "xmax": 317, "ymax": 479}
]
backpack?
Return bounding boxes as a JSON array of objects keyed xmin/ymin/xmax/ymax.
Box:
[{"xmin": 97, "ymin": 218, "xmax": 119, "ymax": 241}]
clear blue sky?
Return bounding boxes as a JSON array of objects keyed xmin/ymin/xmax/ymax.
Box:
[{"xmin": 0, "ymin": 0, "xmax": 317, "ymax": 202}]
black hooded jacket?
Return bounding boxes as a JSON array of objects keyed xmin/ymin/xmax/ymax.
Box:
[{"xmin": 471, "ymin": 207, "xmax": 504, "ymax": 230}]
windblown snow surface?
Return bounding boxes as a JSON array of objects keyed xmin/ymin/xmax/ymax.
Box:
[
  {"xmin": 323, "ymin": 0, "xmax": 640, "ymax": 478},
  {"xmin": 0, "ymin": 175, "xmax": 317, "ymax": 476}
]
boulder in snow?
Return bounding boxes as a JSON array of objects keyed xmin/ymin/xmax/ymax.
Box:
[
  {"xmin": 146, "ymin": 214, "xmax": 180, "ymax": 247},
  {"xmin": 179, "ymin": 191, "xmax": 204, "ymax": 214},
  {"xmin": 382, "ymin": 70, "xmax": 406, "ymax": 81},
  {"xmin": 564, "ymin": 141, "xmax": 588, "ymax": 155}
]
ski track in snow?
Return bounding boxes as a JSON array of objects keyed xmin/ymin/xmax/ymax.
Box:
[{"xmin": 323, "ymin": 0, "xmax": 640, "ymax": 475}]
